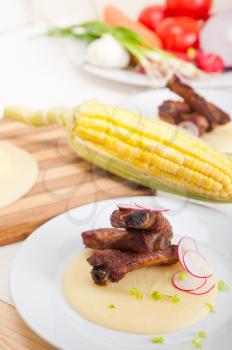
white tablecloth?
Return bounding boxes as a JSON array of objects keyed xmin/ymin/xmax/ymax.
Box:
[{"xmin": 0, "ymin": 0, "xmax": 232, "ymax": 305}]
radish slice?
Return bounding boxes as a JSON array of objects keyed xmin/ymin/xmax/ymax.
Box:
[
  {"xmin": 117, "ymin": 204, "xmax": 139, "ymax": 211},
  {"xmin": 179, "ymin": 121, "xmax": 200, "ymax": 137},
  {"xmin": 172, "ymin": 271, "xmax": 206, "ymax": 292},
  {"xmin": 183, "ymin": 250, "xmax": 213, "ymax": 279},
  {"xmin": 178, "ymin": 237, "xmax": 198, "ymax": 269},
  {"xmin": 135, "ymin": 203, "xmax": 170, "ymax": 212},
  {"xmin": 188, "ymin": 277, "xmax": 215, "ymax": 295}
]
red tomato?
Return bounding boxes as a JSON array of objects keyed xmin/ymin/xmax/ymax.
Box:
[
  {"xmin": 156, "ymin": 17, "xmax": 199, "ymax": 52},
  {"xmin": 138, "ymin": 5, "xmax": 168, "ymax": 31},
  {"xmin": 166, "ymin": 0, "xmax": 212, "ymax": 20}
]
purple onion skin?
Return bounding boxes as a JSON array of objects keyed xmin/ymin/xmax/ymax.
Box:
[{"xmin": 200, "ymin": 10, "xmax": 232, "ymax": 68}]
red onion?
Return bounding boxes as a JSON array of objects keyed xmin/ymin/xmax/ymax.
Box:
[
  {"xmin": 200, "ymin": 11, "xmax": 232, "ymax": 68},
  {"xmin": 117, "ymin": 203, "xmax": 169, "ymax": 213},
  {"xmin": 179, "ymin": 121, "xmax": 200, "ymax": 137},
  {"xmin": 135, "ymin": 203, "xmax": 169, "ymax": 212}
]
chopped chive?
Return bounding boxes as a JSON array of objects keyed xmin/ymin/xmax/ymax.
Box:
[
  {"xmin": 205, "ymin": 303, "xmax": 215, "ymax": 313},
  {"xmin": 217, "ymin": 280, "xmax": 230, "ymax": 292},
  {"xmin": 136, "ymin": 291, "xmax": 143, "ymax": 300},
  {"xmin": 178, "ymin": 271, "xmax": 187, "ymax": 281},
  {"xmin": 192, "ymin": 338, "xmax": 203, "ymax": 348},
  {"xmin": 151, "ymin": 290, "xmax": 181, "ymax": 303},
  {"xmin": 130, "ymin": 287, "xmax": 137, "ymax": 296},
  {"xmin": 151, "ymin": 336, "xmax": 165, "ymax": 344},
  {"xmin": 198, "ymin": 331, "xmax": 207, "ymax": 338},
  {"xmin": 129, "ymin": 287, "xmax": 143, "ymax": 300},
  {"xmin": 171, "ymin": 294, "xmax": 181, "ymax": 303},
  {"xmin": 151, "ymin": 291, "xmax": 162, "ymax": 301},
  {"xmin": 108, "ymin": 304, "xmax": 115, "ymax": 309}
]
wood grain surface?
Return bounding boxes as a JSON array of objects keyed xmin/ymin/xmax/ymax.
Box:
[
  {"xmin": 0, "ymin": 120, "xmax": 152, "ymax": 246},
  {"xmin": 0, "ymin": 119, "xmax": 153, "ymax": 349}
]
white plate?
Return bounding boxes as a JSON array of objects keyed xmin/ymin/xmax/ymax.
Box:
[
  {"xmin": 68, "ymin": 40, "xmax": 232, "ymax": 88},
  {"xmin": 10, "ymin": 196, "xmax": 232, "ymax": 350}
]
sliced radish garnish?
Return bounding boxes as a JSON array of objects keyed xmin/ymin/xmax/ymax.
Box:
[
  {"xmin": 183, "ymin": 250, "xmax": 213, "ymax": 279},
  {"xmin": 179, "ymin": 121, "xmax": 200, "ymax": 137},
  {"xmin": 178, "ymin": 237, "xmax": 198, "ymax": 269},
  {"xmin": 188, "ymin": 277, "xmax": 215, "ymax": 295},
  {"xmin": 117, "ymin": 204, "xmax": 139, "ymax": 211},
  {"xmin": 172, "ymin": 270, "xmax": 206, "ymax": 292},
  {"xmin": 135, "ymin": 203, "xmax": 169, "ymax": 212}
]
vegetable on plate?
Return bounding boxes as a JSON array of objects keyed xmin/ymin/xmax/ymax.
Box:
[
  {"xmin": 138, "ymin": 5, "xmax": 168, "ymax": 31},
  {"xmin": 200, "ymin": 10, "xmax": 232, "ymax": 68},
  {"xmin": 86, "ymin": 33, "xmax": 130, "ymax": 69},
  {"xmin": 104, "ymin": 5, "xmax": 163, "ymax": 48},
  {"xmin": 166, "ymin": 0, "xmax": 212, "ymax": 20},
  {"xmin": 174, "ymin": 237, "xmax": 215, "ymax": 295},
  {"xmin": 4, "ymin": 99, "xmax": 232, "ymax": 202},
  {"xmin": 156, "ymin": 16, "xmax": 199, "ymax": 52},
  {"xmin": 48, "ymin": 21, "xmax": 201, "ymax": 84}
]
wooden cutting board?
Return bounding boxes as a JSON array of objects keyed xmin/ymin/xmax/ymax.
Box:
[{"xmin": 0, "ymin": 120, "xmax": 152, "ymax": 246}]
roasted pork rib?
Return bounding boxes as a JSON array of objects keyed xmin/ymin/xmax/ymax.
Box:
[
  {"xmin": 82, "ymin": 228, "xmax": 170, "ymax": 254},
  {"xmin": 110, "ymin": 209, "xmax": 173, "ymax": 237},
  {"xmin": 88, "ymin": 246, "xmax": 178, "ymax": 285},
  {"xmin": 167, "ymin": 75, "xmax": 230, "ymax": 130}
]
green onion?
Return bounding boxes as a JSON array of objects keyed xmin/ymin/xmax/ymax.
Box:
[
  {"xmin": 151, "ymin": 290, "xmax": 181, "ymax": 303},
  {"xmin": 108, "ymin": 304, "xmax": 115, "ymax": 309},
  {"xmin": 129, "ymin": 287, "xmax": 143, "ymax": 300},
  {"xmin": 47, "ymin": 20, "xmax": 201, "ymax": 80},
  {"xmin": 217, "ymin": 280, "xmax": 230, "ymax": 292},
  {"xmin": 151, "ymin": 291, "xmax": 163, "ymax": 301},
  {"xmin": 178, "ymin": 271, "xmax": 187, "ymax": 281},
  {"xmin": 205, "ymin": 303, "xmax": 215, "ymax": 313},
  {"xmin": 198, "ymin": 331, "xmax": 207, "ymax": 338},
  {"xmin": 171, "ymin": 294, "xmax": 181, "ymax": 303},
  {"xmin": 151, "ymin": 336, "xmax": 165, "ymax": 344},
  {"xmin": 192, "ymin": 331, "xmax": 207, "ymax": 348},
  {"xmin": 192, "ymin": 338, "xmax": 203, "ymax": 348}
]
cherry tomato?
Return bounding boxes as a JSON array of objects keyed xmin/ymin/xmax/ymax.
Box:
[
  {"xmin": 166, "ymin": 0, "xmax": 212, "ymax": 20},
  {"xmin": 156, "ymin": 17, "xmax": 199, "ymax": 52},
  {"xmin": 138, "ymin": 5, "xmax": 168, "ymax": 31}
]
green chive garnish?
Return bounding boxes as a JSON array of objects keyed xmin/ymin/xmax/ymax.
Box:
[
  {"xmin": 192, "ymin": 338, "xmax": 203, "ymax": 348},
  {"xmin": 178, "ymin": 271, "xmax": 187, "ymax": 281},
  {"xmin": 171, "ymin": 294, "xmax": 181, "ymax": 303},
  {"xmin": 198, "ymin": 331, "xmax": 207, "ymax": 338},
  {"xmin": 129, "ymin": 287, "xmax": 143, "ymax": 300},
  {"xmin": 192, "ymin": 331, "xmax": 207, "ymax": 348},
  {"xmin": 151, "ymin": 291, "xmax": 162, "ymax": 301},
  {"xmin": 108, "ymin": 304, "xmax": 115, "ymax": 309},
  {"xmin": 151, "ymin": 336, "xmax": 164, "ymax": 344},
  {"xmin": 218, "ymin": 280, "xmax": 230, "ymax": 292},
  {"xmin": 151, "ymin": 290, "xmax": 181, "ymax": 303},
  {"xmin": 205, "ymin": 303, "xmax": 215, "ymax": 313}
]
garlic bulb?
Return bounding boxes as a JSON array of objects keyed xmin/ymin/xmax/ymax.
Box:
[{"xmin": 86, "ymin": 34, "xmax": 130, "ymax": 69}]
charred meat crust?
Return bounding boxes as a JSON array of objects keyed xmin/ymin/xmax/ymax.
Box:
[
  {"xmin": 167, "ymin": 75, "xmax": 230, "ymax": 130},
  {"xmin": 110, "ymin": 209, "xmax": 173, "ymax": 238},
  {"xmin": 88, "ymin": 246, "xmax": 178, "ymax": 285},
  {"xmin": 82, "ymin": 228, "xmax": 171, "ymax": 254}
]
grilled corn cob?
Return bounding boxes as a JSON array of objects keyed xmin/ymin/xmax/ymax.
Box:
[{"xmin": 4, "ymin": 101, "xmax": 232, "ymax": 202}]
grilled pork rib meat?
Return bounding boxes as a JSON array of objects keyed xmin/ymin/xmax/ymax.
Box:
[
  {"xmin": 110, "ymin": 209, "xmax": 173, "ymax": 238},
  {"xmin": 82, "ymin": 228, "xmax": 171, "ymax": 254},
  {"xmin": 167, "ymin": 75, "xmax": 230, "ymax": 130},
  {"xmin": 88, "ymin": 246, "xmax": 178, "ymax": 285}
]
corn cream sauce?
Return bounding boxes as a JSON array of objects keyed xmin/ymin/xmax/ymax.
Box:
[
  {"xmin": 0, "ymin": 142, "xmax": 38, "ymax": 209},
  {"xmin": 64, "ymin": 249, "xmax": 217, "ymax": 334}
]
